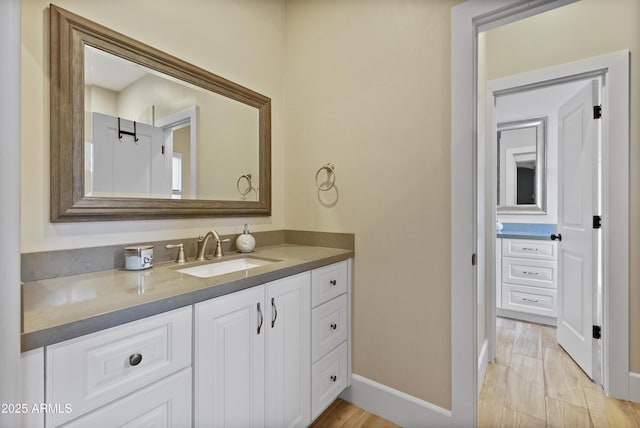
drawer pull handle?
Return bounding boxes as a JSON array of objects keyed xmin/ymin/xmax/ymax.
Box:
[
  {"xmin": 330, "ymin": 279, "xmax": 337, "ymax": 286},
  {"xmin": 330, "ymin": 375, "xmax": 337, "ymax": 382},
  {"xmin": 271, "ymin": 297, "xmax": 278, "ymax": 328},
  {"xmin": 522, "ymin": 298, "xmax": 539, "ymax": 303},
  {"xmin": 522, "ymin": 271, "xmax": 539, "ymax": 276},
  {"xmin": 129, "ymin": 353, "xmax": 143, "ymax": 366},
  {"xmin": 330, "ymin": 323, "xmax": 337, "ymax": 330},
  {"xmin": 522, "ymin": 247, "xmax": 539, "ymax": 251},
  {"xmin": 257, "ymin": 302, "xmax": 264, "ymax": 335}
]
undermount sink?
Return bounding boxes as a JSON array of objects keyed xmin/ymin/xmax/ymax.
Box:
[{"xmin": 176, "ymin": 256, "xmax": 277, "ymax": 279}]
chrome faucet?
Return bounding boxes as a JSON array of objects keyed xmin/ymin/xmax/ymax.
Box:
[{"xmin": 196, "ymin": 230, "xmax": 230, "ymax": 260}]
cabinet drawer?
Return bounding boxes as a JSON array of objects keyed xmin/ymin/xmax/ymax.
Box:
[
  {"xmin": 312, "ymin": 342, "xmax": 348, "ymax": 421},
  {"xmin": 46, "ymin": 306, "xmax": 192, "ymax": 426},
  {"xmin": 312, "ymin": 294, "xmax": 348, "ymax": 362},
  {"xmin": 312, "ymin": 261, "xmax": 348, "ymax": 307},
  {"xmin": 502, "ymin": 258, "xmax": 557, "ymax": 289},
  {"xmin": 502, "ymin": 283, "xmax": 557, "ymax": 316},
  {"xmin": 503, "ymin": 238, "xmax": 556, "ymax": 260},
  {"xmin": 61, "ymin": 368, "xmax": 192, "ymax": 428}
]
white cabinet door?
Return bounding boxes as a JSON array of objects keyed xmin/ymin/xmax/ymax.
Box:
[
  {"xmin": 266, "ymin": 273, "xmax": 311, "ymax": 428},
  {"xmin": 195, "ymin": 285, "xmax": 266, "ymax": 428}
]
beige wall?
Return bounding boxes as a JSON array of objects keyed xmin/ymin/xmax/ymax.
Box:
[
  {"xmin": 284, "ymin": 0, "xmax": 460, "ymax": 409},
  {"xmin": 21, "ymin": 0, "xmax": 285, "ymax": 252},
  {"xmin": 482, "ymin": 0, "xmax": 640, "ymax": 371}
]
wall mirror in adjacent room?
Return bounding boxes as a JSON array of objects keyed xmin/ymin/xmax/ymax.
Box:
[
  {"xmin": 50, "ymin": 4, "xmax": 271, "ymax": 221},
  {"xmin": 496, "ymin": 117, "xmax": 547, "ymax": 214}
]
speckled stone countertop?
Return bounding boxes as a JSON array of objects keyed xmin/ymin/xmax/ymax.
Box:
[{"xmin": 22, "ymin": 244, "xmax": 353, "ymax": 351}]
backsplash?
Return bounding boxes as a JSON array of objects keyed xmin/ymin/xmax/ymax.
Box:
[{"xmin": 21, "ymin": 230, "xmax": 354, "ymax": 282}]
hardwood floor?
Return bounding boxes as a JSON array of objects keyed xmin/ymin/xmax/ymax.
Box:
[
  {"xmin": 310, "ymin": 399, "xmax": 400, "ymax": 428},
  {"xmin": 479, "ymin": 317, "xmax": 640, "ymax": 427}
]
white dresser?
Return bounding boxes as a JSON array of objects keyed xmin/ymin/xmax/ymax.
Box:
[{"xmin": 497, "ymin": 238, "xmax": 558, "ymax": 324}]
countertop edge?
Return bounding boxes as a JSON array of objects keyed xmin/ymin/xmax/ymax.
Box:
[{"xmin": 21, "ymin": 250, "xmax": 353, "ymax": 352}]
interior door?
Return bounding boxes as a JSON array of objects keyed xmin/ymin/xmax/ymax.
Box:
[
  {"xmin": 556, "ymin": 80, "xmax": 599, "ymax": 378},
  {"xmin": 91, "ymin": 112, "xmax": 170, "ymax": 196}
]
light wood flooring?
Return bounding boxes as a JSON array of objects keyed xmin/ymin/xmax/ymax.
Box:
[
  {"xmin": 479, "ymin": 317, "xmax": 640, "ymax": 427},
  {"xmin": 310, "ymin": 398, "xmax": 400, "ymax": 428}
]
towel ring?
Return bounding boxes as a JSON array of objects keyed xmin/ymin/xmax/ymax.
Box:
[
  {"xmin": 237, "ymin": 174, "xmax": 252, "ymax": 199},
  {"xmin": 315, "ymin": 163, "xmax": 336, "ymax": 191}
]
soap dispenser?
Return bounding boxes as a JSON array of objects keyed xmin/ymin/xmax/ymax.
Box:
[{"xmin": 236, "ymin": 224, "xmax": 256, "ymax": 253}]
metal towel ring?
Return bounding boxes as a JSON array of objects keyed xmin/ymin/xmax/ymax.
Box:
[
  {"xmin": 237, "ymin": 174, "xmax": 252, "ymax": 199},
  {"xmin": 315, "ymin": 163, "xmax": 336, "ymax": 191}
]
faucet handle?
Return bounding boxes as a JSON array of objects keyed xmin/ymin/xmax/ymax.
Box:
[
  {"xmin": 213, "ymin": 238, "xmax": 231, "ymax": 258},
  {"xmin": 166, "ymin": 243, "xmax": 187, "ymax": 264}
]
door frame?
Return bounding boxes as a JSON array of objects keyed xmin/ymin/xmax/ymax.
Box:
[
  {"xmin": 486, "ymin": 70, "xmax": 606, "ymax": 386},
  {"xmin": 451, "ymin": 1, "xmax": 630, "ymax": 426}
]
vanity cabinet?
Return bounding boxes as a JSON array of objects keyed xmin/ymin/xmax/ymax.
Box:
[
  {"xmin": 497, "ymin": 238, "xmax": 558, "ymax": 322},
  {"xmin": 45, "ymin": 306, "xmax": 192, "ymax": 427},
  {"xmin": 195, "ymin": 272, "xmax": 311, "ymax": 428},
  {"xmin": 311, "ymin": 261, "xmax": 350, "ymax": 420}
]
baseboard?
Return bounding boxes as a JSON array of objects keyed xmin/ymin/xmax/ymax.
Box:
[
  {"xmin": 497, "ymin": 308, "xmax": 556, "ymax": 326},
  {"xmin": 630, "ymin": 372, "xmax": 640, "ymax": 403},
  {"xmin": 478, "ymin": 339, "xmax": 489, "ymax": 395},
  {"xmin": 339, "ymin": 374, "xmax": 452, "ymax": 427}
]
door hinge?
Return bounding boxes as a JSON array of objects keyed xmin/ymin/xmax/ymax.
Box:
[
  {"xmin": 471, "ymin": 253, "xmax": 476, "ymax": 266},
  {"xmin": 162, "ymin": 145, "xmax": 165, "ymax": 154},
  {"xmin": 593, "ymin": 215, "xmax": 602, "ymax": 229},
  {"xmin": 593, "ymin": 105, "xmax": 602, "ymax": 119},
  {"xmin": 593, "ymin": 325, "xmax": 602, "ymax": 339}
]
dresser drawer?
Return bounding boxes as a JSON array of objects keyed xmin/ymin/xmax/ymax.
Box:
[
  {"xmin": 502, "ymin": 258, "xmax": 557, "ymax": 289},
  {"xmin": 312, "ymin": 261, "xmax": 348, "ymax": 307},
  {"xmin": 312, "ymin": 294, "xmax": 348, "ymax": 362},
  {"xmin": 502, "ymin": 283, "xmax": 557, "ymax": 316},
  {"xmin": 46, "ymin": 306, "xmax": 192, "ymax": 426},
  {"xmin": 311, "ymin": 341, "xmax": 348, "ymax": 421},
  {"xmin": 502, "ymin": 238, "xmax": 557, "ymax": 260},
  {"xmin": 60, "ymin": 368, "xmax": 192, "ymax": 428}
]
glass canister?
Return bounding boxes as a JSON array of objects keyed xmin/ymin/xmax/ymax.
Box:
[{"xmin": 124, "ymin": 245, "xmax": 154, "ymax": 270}]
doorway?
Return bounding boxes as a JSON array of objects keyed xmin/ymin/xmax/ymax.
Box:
[
  {"xmin": 486, "ymin": 73, "xmax": 604, "ymax": 386},
  {"xmin": 450, "ymin": 1, "xmax": 630, "ymax": 426}
]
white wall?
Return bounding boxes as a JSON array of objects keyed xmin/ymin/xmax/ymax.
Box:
[
  {"xmin": 21, "ymin": 0, "xmax": 285, "ymax": 252},
  {"xmin": 1, "ymin": 0, "xmax": 21, "ymax": 418}
]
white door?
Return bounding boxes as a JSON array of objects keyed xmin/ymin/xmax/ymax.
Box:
[
  {"xmin": 266, "ymin": 273, "xmax": 311, "ymax": 428},
  {"xmin": 91, "ymin": 112, "xmax": 170, "ymax": 196},
  {"xmin": 195, "ymin": 286, "xmax": 266, "ymax": 428},
  {"xmin": 556, "ymin": 80, "xmax": 599, "ymax": 378}
]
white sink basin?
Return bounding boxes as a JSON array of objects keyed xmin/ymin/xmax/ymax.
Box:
[{"xmin": 176, "ymin": 257, "xmax": 276, "ymax": 278}]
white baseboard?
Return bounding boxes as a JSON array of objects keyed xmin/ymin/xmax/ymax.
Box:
[
  {"xmin": 339, "ymin": 374, "xmax": 452, "ymax": 427},
  {"xmin": 497, "ymin": 308, "xmax": 556, "ymax": 326},
  {"xmin": 478, "ymin": 339, "xmax": 489, "ymax": 395},
  {"xmin": 630, "ymin": 372, "xmax": 640, "ymax": 404}
]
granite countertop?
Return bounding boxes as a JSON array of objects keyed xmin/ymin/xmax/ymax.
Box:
[
  {"xmin": 21, "ymin": 244, "xmax": 353, "ymax": 351},
  {"xmin": 496, "ymin": 223, "xmax": 556, "ymax": 241}
]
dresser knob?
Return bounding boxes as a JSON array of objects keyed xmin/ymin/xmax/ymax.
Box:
[
  {"xmin": 330, "ymin": 323, "xmax": 337, "ymax": 330},
  {"xmin": 330, "ymin": 375, "xmax": 337, "ymax": 382},
  {"xmin": 330, "ymin": 280, "xmax": 337, "ymax": 286},
  {"xmin": 129, "ymin": 353, "xmax": 143, "ymax": 366}
]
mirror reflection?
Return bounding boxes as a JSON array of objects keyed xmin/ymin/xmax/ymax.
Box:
[
  {"xmin": 84, "ymin": 45, "xmax": 259, "ymax": 201},
  {"xmin": 497, "ymin": 117, "xmax": 547, "ymax": 214}
]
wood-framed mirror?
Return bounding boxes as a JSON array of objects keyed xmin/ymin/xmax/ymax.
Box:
[{"xmin": 50, "ymin": 4, "xmax": 271, "ymax": 222}]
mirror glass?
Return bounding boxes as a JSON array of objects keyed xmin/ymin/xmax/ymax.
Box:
[
  {"xmin": 50, "ymin": 5, "xmax": 270, "ymax": 221},
  {"xmin": 497, "ymin": 117, "xmax": 547, "ymax": 214},
  {"xmin": 84, "ymin": 46, "xmax": 259, "ymax": 201}
]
